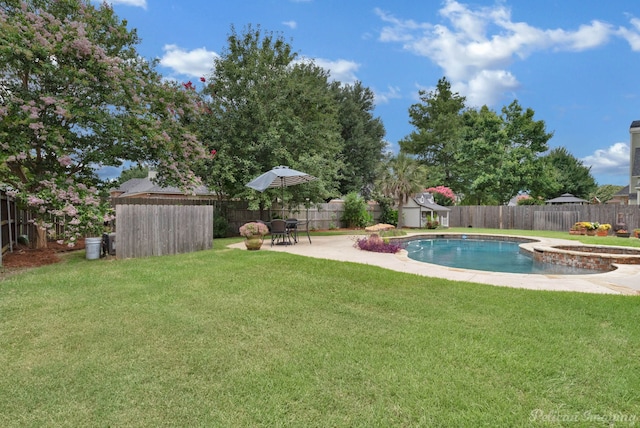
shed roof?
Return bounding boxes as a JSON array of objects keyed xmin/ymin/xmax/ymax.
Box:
[
  {"xmin": 412, "ymin": 193, "xmax": 451, "ymax": 212},
  {"xmin": 545, "ymin": 193, "xmax": 589, "ymax": 204}
]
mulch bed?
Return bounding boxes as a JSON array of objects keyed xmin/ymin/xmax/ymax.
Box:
[{"xmin": 2, "ymin": 239, "xmax": 86, "ymax": 270}]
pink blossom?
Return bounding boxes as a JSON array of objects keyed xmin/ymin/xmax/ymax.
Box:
[
  {"xmin": 41, "ymin": 96, "xmax": 56, "ymax": 105},
  {"xmin": 58, "ymin": 155, "xmax": 72, "ymax": 166},
  {"xmin": 63, "ymin": 204, "xmax": 78, "ymax": 216},
  {"xmin": 27, "ymin": 195, "xmax": 45, "ymax": 206}
]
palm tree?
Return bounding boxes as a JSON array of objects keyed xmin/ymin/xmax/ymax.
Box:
[{"xmin": 378, "ymin": 152, "xmax": 428, "ymax": 229}]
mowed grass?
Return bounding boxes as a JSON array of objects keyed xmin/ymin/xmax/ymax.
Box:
[{"xmin": 1, "ymin": 235, "xmax": 639, "ymax": 426}]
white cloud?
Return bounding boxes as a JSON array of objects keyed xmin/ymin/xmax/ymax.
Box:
[
  {"xmin": 580, "ymin": 142, "xmax": 629, "ymax": 175},
  {"xmin": 108, "ymin": 0, "xmax": 147, "ymax": 8},
  {"xmin": 617, "ymin": 16, "xmax": 640, "ymax": 51},
  {"xmin": 374, "ymin": 85, "xmax": 402, "ymax": 104},
  {"xmin": 159, "ymin": 44, "xmax": 218, "ymax": 78},
  {"xmin": 282, "ymin": 20, "xmax": 297, "ymax": 29},
  {"xmin": 376, "ymin": 0, "xmax": 618, "ymax": 106},
  {"xmin": 453, "ymin": 69, "xmax": 520, "ymax": 107},
  {"xmin": 311, "ymin": 58, "xmax": 360, "ymax": 84}
]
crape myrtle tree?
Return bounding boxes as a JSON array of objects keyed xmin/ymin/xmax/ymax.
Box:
[
  {"xmin": 0, "ymin": 0, "xmax": 210, "ymax": 247},
  {"xmin": 197, "ymin": 25, "xmax": 344, "ymax": 214}
]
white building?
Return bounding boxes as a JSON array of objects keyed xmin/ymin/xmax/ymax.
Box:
[{"xmin": 402, "ymin": 192, "xmax": 451, "ymax": 228}]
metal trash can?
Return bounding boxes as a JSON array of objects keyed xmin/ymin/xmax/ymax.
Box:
[{"xmin": 102, "ymin": 232, "xmax": 116, "ymax": 256}]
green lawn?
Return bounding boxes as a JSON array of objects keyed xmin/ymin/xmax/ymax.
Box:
[{"xmin": 1, "ymin": 232, "xmax": 639, "ymax": 426}]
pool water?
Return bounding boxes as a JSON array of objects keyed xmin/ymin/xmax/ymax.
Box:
[{"xmin": 405, "ymin": 238, "xmax": 601, "ymax": 275}]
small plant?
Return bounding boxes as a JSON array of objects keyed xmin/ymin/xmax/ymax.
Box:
[
  {"xmin": 576, "ymin": 221, "xmax": 598, "ymax": 230},
  {"xmin": 239, "ymin": 222, "xmax": 269, "ymax": 238},
  {"xmin": 354, "ymin": 234, "xmax": 404, "ymax": 253},
  {"xmin": 597, "ymin": 223, "xmax": 611, "ymax": 231}
]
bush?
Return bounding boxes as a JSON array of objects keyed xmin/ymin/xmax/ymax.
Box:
[
  {"xmin": 376, "ymin": 196, "xmax": 398, "ymax": 226},
  {"xmin": 342, "ymin": 192, "xmax": 372, "ymax": 228},
  {"xmin": 517, "ymin": 195, "xmax": 545, "ymax": 205},
  {"xmin": 213, "ymin": 212, "xmax": 229, "ymax": 238},
  {"xmin": 354, "ymin": 234, "xmax": 404, "ymax": 253}
]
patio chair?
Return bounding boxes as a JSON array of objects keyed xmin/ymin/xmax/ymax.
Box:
[
  {"xmin": 270, "ymin": 219, "xmax": 291, "ymax": 246},
  {"xmin": 286, "ymin": 218, "xmax": 298, "ymax": 244},
  {"xmin": 296, "ymin": 219, "xmax": 312, "ymax": 244}
]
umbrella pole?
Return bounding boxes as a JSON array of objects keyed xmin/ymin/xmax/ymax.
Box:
[{"xmin": 281, "ymin": 178, "xmax": 285, "ymax": 218}]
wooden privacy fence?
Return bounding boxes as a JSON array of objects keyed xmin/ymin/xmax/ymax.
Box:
[
  {"xmin": 115, "ymin": 203, "xmax": 213, "ymax": 259},
  {"xmin": 449, "ymin": 205, "xmax": 640, "ymax": 231},
  {"xmin": 1, "ymin": 189, "xmax": 49, "ymax": 263},
  {"xmin": 221, "ymin": 200, "xmax": 381, "ymax": 234}
]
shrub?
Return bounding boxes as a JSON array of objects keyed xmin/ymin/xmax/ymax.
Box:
[
  {"xmin": 213, "ymin": 212, "xmax": 229, "ymax": 238},
  {"xmin": 342, "ymin": 192, "xmax": 372, "ymax": 228},
  {"xmin": 376, "ymin": 196, "xmax": 398, "ymax": 226},
  {"xmin": 516, "ymin": 195, "xmax": 544, "ymax": 205},
  {"xmin": 354, "ymin": 234, "xmax": 404, "ymax": 253}
]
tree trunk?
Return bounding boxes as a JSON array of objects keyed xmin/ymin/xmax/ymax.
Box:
[
  {"xmin": 34, "ymin": 224, "xmax": 48, "ymax": 249},
  {"xmin": 396, "ymin": 195, "xmax": 405, "ymax": 229}
]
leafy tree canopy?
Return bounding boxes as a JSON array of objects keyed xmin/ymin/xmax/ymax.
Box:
[
  {"xmin": 331, "ymin": 81, "xmax": 386, "ymax": 198},
  {"xmin": 592, "ymin": 184, "xmax": 624, "ymax": 204},
  {"xmin": 400, "ymin": 77, "xmax": 466, "ymax": 191},
  {"xmin": 541, "ymin": 147, "xmax": 597, "ymax": 199},
  {"xmin": 198, "ymin": 24, "xmax": 375, "ymax": 213},
  {"xmin": 401, "ymin": 77, "xmax": 553, "ymax": 205}
]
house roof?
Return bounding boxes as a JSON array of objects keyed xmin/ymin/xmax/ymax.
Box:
[
  {"xmin": 630, "ymin": 120, "xmax": 640, "ymax": 129},
  {"xmin": 112, "ymin": 177, "xmax": 214, "ymax": 198},
  {"xmin": 614, "ymin": 185, "xmax": 630, "ymax": 196},
  {"xmin": 412, "ymin": 193, "xmax": 451, "ymax": 212}
]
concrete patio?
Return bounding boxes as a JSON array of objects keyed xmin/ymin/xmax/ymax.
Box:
[{"xmin": 230, "ymin": 233, "xmax": 640, "ymax": 295}]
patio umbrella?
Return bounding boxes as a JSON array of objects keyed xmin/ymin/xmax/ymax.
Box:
[{"xmin": 246, "ymin": 166, "xmax": 317, "ymax": 216}]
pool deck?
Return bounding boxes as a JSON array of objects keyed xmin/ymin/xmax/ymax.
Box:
[{"xmin": 229, "ymin": 233, "xmax": 640, "ymax": 295}]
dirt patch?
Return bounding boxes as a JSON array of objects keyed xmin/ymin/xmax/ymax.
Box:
[{"xmin": 2, "ymin": 239, "xmax": 86, "ymax": 270}]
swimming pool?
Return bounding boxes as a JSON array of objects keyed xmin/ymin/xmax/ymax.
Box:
[{"xmin": 404, "ymin": 237, "xmax": 604, "ymax": 275}]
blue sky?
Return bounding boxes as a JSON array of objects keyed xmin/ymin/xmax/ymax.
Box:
[{"xmin": 103, "ymin": 0, "xmax": 640, "ymax": 186}]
